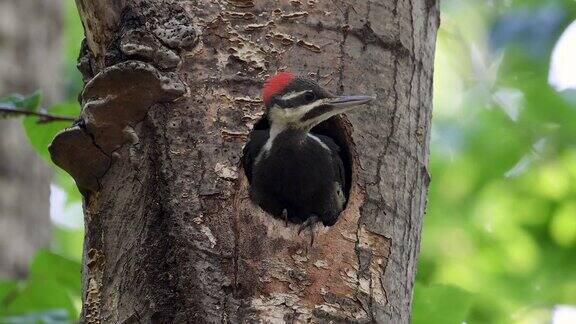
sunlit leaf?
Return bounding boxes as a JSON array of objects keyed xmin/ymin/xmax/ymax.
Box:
[
  {"xmin": 0, "ymin": 281, "xmax": 18, "ymax": 304},
  {"xmin": 412, "ymin": 283, "xmax": 474, "ymax": 324},
  {"xmin": 0, "ymin": 279, "xmax": 75, "ymax": 319},
  {"xmin": 502, "ymin": 229, "xmax": 540, "ymax": 274},
  {"xmin": 550, "ymin": 201, "xmax": 576, "ymax": 247},
  {"xmin": 537, "ymin": 163, "xmax": 571, "ymax": 200},
  {"xmin": 28, "ymin": 250, "xmax": 81, "ymax": 296}
]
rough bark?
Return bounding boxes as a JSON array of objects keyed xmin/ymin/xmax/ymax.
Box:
[
  {"xmin": 53, "ymin": 0, "xmax": 438, "ymax": 322},
  {"xmin": 0, "ymin": 0, "xmax": 62, "ymax": 278}
]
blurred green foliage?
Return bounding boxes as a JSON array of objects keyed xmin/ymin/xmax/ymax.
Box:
[
  {"xmin": 412, "ymin": 283, "xmax": 474, "ymax": 324},
  {"xmin": 0, "ymin": 1, "xmax": 84, "ymax": 322},
  {"xmin": 0, "ymin": 91, "xmax": 42, "ymax": 112},
  {"xmin": 0, "ymin": 251, "xmax": 80, "ymax": 323},
  {"xmin": 0, "ymin": 95, "xmax": 81, "ymax": 323},
  {"xmin": 62, "ymin": 0, "xmax": 84, "ymax": 99},
  {"xmin": 1, "ymin": 0, "xmax": 576, "ymax": 323},
  {"xmin": 414, "ymin": 0, "xmax": 576, "ymax": 323}
]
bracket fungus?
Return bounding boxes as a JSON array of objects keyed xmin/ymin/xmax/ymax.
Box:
[
  {"xmin": 49, "ymin": 126, "xmax": 110, "ymax": 192},
  {"xmin": 49, "ymin": 61, "xmax": 185, "ymax": 193}
]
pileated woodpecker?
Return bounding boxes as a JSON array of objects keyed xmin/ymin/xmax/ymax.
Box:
[{"xmin": 242, "ymin": 72, "xmax": 373, "ymax": 241}]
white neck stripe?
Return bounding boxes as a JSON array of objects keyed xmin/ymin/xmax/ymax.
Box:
[
  {"xmin": 255, "ymin": 123, "xmax": 287, "ymax": 165},
  {"xmin": 307, "ymin": 133, "xmax": 331, "ymax": 151}
]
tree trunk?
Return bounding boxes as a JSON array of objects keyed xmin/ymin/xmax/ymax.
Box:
[
  {"xmin": 51, "ymin": 0, "xmax": 438, "ymax": 322},
  {"xmin": 0, "ymin": 0, "xmax": 61, "ymax": 278}
]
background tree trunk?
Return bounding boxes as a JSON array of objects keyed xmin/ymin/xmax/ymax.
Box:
[
  {"xmin": 0, "ymin": 0, "xmax": 61, "ymax": 278},
  {"xmin": 53, "ymin": 0, "xmax": 438, "ymax": 322}
]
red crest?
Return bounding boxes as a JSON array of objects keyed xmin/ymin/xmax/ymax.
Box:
[{"xmin": 262, "ymin": 72, "xmax": 295, "ymax": 105}]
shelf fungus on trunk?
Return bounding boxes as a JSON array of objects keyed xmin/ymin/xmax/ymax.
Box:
[
  {"xmin": 49, "ymin": 61, "xmax": 186, "ymax": 193},
  {"xmin": 50, "ymin": 2, "xmax": 199, "ymax": 194}
]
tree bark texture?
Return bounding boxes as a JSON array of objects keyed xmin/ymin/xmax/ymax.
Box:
[
  {"xmin": 52, "ymin": 0, "xmax": 438, "ymax": 322},
  {"xmin": 0, "ymin": 0, "xmax": 61, "ymax": 278}
]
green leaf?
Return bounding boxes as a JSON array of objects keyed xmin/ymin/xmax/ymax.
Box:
[
  {"xmin": 549, "ymin": 201, "xmax": 576, "ymax": 247},
  {"xmin": 0, "ymin": 281, "xmax": 18, "ymax": 304},
  {"xmin": 412, "ymin": 283, "xmax": 474, "ymax": 324},
  {"xmin": 19, "ymin": 91, "xmax": 43, "ymax": 111},
  {"xmin": 28, "ymin": 250, "xmax": 81, "ymax": 296},
  {"xmin": 0, "ymin": 252, "xmax": 80, "ymax": 321},
  {"xmin": 52, "ymin": 226, "xmax": 84, "ymax": 262},
  {"xmin": 22, "ymin": 102, "xmax": 79, "ymax": 161},
  {"xmin": 0, "ymin": 91, "xmax": 43, "ymax": 111},
  {"xmin": 0, "ymin": 279, "xmax": 76, "ymax": 319}
]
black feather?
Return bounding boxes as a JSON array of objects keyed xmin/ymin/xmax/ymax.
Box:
[
  {"xmin": 242, "ymin": 128, "xmax": 346, "ymax": 226},
  {"xmin": 241, "ymin": 129, "xmax": 269, "ymax": 183}
]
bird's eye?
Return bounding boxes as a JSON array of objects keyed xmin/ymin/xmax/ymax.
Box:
[{"xmin": 304, "ymin": 91, "xmax": 316, "ymax": 102}]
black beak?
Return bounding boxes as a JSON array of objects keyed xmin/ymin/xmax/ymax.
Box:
[
  {"xmin": 328, "ymin": 95, "xmax": 375, "ymax": 108},
  {"xmin": 300, "ymin": 94, "xmax": 375, "ymax": 124}
]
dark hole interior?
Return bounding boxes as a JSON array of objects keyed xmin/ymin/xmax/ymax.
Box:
[{"xmin": 246, "ymin": 115, "xmax": 354, "ymax": 209}]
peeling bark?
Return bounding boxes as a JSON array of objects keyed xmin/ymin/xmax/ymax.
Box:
[{"xmin": 58, "ymin": 0, "xmax": 439, "ymax": 322}]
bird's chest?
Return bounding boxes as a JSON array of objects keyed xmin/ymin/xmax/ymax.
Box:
[{"xmin": 255, "ymin": 137, "xmax": 333, "ymax": 195}]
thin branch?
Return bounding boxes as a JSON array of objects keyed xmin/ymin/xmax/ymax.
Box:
[{"xmin": 0, "ymin": 104, "xmax": 76, "ymax": 123}]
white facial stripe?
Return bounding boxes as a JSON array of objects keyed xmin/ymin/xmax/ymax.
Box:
[
  {"xmin": 280, "ymin": 90, "xmax": 309, "ymax": 101},
  {"xmin": 269, "ymin": 99, "xmax": 330, "ymax": 127}
]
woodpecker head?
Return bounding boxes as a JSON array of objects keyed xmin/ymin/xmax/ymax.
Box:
[{"xmin": 262, "ymin": 72, "xmax": 374, "ymax": 129}]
